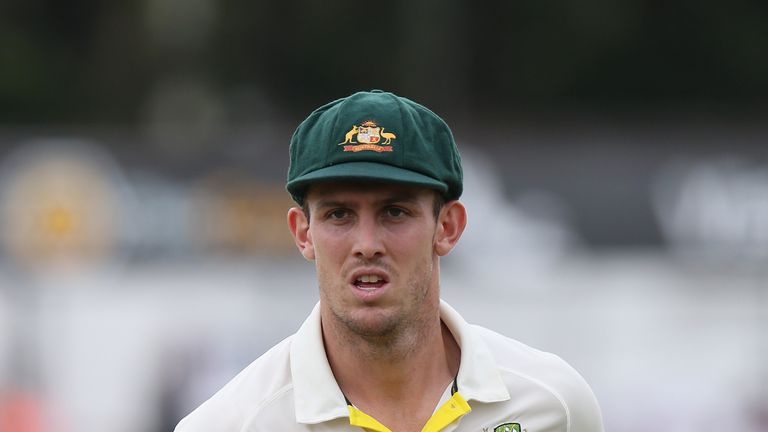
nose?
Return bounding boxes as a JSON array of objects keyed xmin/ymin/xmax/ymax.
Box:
[{"xmin": 351, "ymin": 215, "xmax": 385, "ymax": 259}]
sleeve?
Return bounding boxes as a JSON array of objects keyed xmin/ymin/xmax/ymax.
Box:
[
  {"xmin": 550, "ymin": 355, "xmax": 604, "ymax": 432},
  {"xmin": 565, "ymin": 381, "xmax": 603, "ymax": 432}
]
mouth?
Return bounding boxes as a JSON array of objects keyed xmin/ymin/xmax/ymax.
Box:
[{"xmin": 350, "ymin": 270, "xmax": 389, "ymax": 293}]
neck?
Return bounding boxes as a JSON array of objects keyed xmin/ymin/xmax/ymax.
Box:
[{"xmin": 321, "ymin": 302, "xmax": 461, "ymax": 405}]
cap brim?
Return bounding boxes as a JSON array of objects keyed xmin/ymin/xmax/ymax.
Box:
[{"xmin": 287, "ymin": 161, "xmax": 447, "ymax": 204}]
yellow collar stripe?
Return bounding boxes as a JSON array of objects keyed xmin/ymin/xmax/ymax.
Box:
[
  {"xmin": 348, "ymin": 405, "xmax": 391, "ymax": 432},
  {"xmin": 347, "ymin": 392, "xmax": 471, "ymax": 432}
]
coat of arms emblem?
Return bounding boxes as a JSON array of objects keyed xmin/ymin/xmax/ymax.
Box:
[
  {"xmin": 356, "ymin": 121, "xmax": 381, "ymax": 144},
  {"xmin": 493, "ymin": 423, "xmax": 521, "ymax": 432},
  {"xmin": 338, "ymin": 120, "xmax": 396, "ymax": 152}
]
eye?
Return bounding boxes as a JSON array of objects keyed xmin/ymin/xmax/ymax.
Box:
[
  {"xmin": 327, "ymin": 209, "xmax": 349, "ymax": 220},
  {"xmin": 385, "ymin": 207, "xmax": 407, "ymax": 218}
]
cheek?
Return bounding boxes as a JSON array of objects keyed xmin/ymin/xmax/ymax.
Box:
[
  {"xmin": 387, "ymin": 228, "xmax": 435, "ymax": 260},
  {"xmin": 311, "ymin": 229, "xmax": 347, "ymax": 264}
]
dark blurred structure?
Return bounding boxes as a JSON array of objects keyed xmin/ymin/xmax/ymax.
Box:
[{"xmin": 2, "ymin": 1, "xmax": 768, "ymax": 122}]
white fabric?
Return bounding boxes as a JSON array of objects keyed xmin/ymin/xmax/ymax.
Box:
[{"xmin": 175, "ymin": 300, "xmax": 604, "ymax": 432}]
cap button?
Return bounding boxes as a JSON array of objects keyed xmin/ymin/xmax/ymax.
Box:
[{"xmin": 370, "ymin": 89, "xmax": 384, "ymax": 93}]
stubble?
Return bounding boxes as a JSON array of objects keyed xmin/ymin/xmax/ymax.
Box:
[{"xmin": 319, "ymin": 255, "xmax": 437, "ymax": 360}]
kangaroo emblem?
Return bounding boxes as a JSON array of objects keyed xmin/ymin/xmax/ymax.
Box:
[
  {"xmin": 380, "ymin": 128, "xmax": 397, "ymax": 145},
  {"xmin": 339, "ymin": 125, "xmax": 359, "ymax": 145}
]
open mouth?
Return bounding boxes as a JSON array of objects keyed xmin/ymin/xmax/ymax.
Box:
[{"xmin": 352, "ymin": 273, "xmax": 388, "ymax": 292}]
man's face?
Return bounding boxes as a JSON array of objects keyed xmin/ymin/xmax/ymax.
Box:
[{"xmin": 301, "ymin": 182, "xmax": 443, "ymax": 339}]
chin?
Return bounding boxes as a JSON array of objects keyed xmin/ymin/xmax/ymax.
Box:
[{"xmin": 343, "ymin": 308, "xmax": 401, "ymax": 338}]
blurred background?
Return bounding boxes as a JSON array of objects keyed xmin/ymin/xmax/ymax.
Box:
[{"xmin": 1, "ymin": 1, "xmax": 767, "ymax": 431}]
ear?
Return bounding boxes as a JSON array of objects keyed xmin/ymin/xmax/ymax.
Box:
[
  {"xmin": 287, "ymin": 207, "xmax": 315, "ymax": 260},
  {"xmin": 434, "ymin": 200, "xmax": 467, "ymax": 256}
]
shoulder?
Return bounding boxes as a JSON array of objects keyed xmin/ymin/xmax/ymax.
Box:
[
  {"xmin": 474, "ymin": 324, "xmax": 572, "ymax": 375},
  {"xmin": 174, "ymin": 335, "xmax": 296, "ymax": 432},
  {"xmin": 474, "ymin": 325, "xmax": 604, "ymax": 432}
]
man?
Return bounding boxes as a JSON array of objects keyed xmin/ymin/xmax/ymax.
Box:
[{"xmin": 175, "ymin": 90, "xmax": 604, "ymax": 432}]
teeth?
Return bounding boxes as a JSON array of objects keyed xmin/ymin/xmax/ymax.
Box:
[{"xmin": 358, "ymin": 275, "xmax": 381, "ymax": 283}]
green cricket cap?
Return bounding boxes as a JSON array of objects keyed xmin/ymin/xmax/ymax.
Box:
[{"xmin": 286, "ymin": 90, "xmax": 463, "ymax": 205}]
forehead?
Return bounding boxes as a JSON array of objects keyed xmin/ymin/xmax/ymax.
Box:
[{"xmin": 304, "ymin": 181, "xmax": 437, "ymax": 206}]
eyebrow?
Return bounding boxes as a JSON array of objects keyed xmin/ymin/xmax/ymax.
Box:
[
  {"xmin": 378, "ymin": 194, "xmax": 421, "ymax": 207},
  {"xmin": 314, "ymin": 199, "xmax": 349, "ymax": 211},
  {"xmin": 313, "ymin": 192, "xmax": 422, "ymax": 211}
]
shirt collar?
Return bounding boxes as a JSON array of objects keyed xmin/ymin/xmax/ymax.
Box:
[
  {"xmin": 290, "ymin": 302, "xmax": 349, "ymax": 424},
  {"xmin": 438, "ymin": 300, "xmax": 511, "ymax": 403},
  {"xmin": 290, "ymin": 300, "xmax": 510, "ymax": 424}
]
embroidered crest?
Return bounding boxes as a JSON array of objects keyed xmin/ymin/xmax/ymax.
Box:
[
  {"xmin": 357, "ymin": 121, "xmax": 381, "ymax": 144},
  {"xmin": 338, "ymin": 120, "xmax": 396, "ymax": 153},
  {"xmin": 493, "ymin": 423, "xmax": 522, "ymax": 432}
]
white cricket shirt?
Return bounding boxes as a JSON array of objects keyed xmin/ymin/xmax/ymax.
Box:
[{"xmin": 175, "ymin": 300, "xmax": 604, "ymax": 432}]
